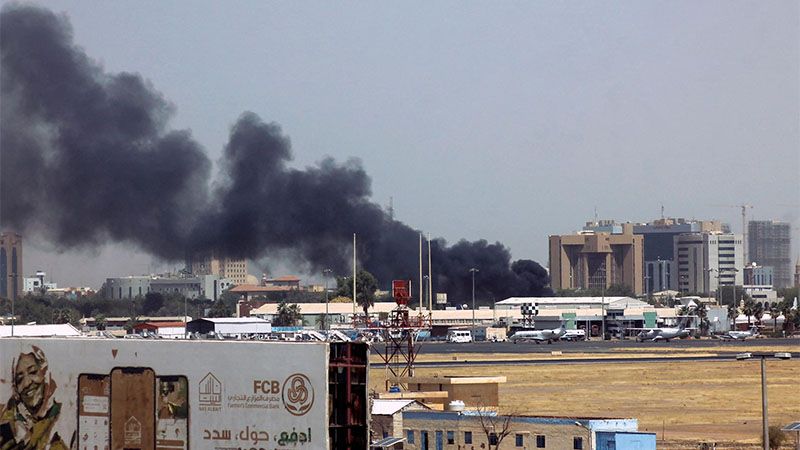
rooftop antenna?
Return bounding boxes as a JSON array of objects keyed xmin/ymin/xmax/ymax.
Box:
[
  {"xmin": 594, "ymin": 206, "xmax": 598, "ymax": 224},
  {"xmin": 660, "ymin": 204, "xmax": 665, "ymax": 220}
]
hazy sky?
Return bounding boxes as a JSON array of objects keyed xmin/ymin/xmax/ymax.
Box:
[{"xmin": 11, "ymin": 1, "xmax": 800, "ymax": 287}]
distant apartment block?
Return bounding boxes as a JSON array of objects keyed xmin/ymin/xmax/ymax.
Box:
[
  {"xmin": 743, "ymin": 263, "xmax": 774, "ymax": 286},
  {"xmin": 0, "ymin": 231, "xmax": 23, "ymax": 300},
  {"xmin": 549, "ymin": 225, "xmax": 644, "ymax": 295},
  {"xmin": 748, "ymin": 220, "xmax": 791, "ymax": 288},
  {"xmin": 674, "ymin": 232, "xmax": 743, "ymax": 294},
  {"xmin": 189, "ymin": 253, "xmax": 250, "ymax": 285}
]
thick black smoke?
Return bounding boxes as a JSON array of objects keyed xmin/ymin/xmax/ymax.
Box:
[{"xmin": 0, "ymin": 4, "xmax": 551, "ymax": 303}]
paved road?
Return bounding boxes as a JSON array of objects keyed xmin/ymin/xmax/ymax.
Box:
[{"xmin": 373, "ymin": 337, "xmax": 800, "ymax": 355}]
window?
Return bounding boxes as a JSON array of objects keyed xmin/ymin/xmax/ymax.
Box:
[
  {"xmin": 536, "ymin": 435, "xmax": 546, "ymax": 448},
  {"xmin": 464, "ymin": 431, "xmax": 472, "ymax": 444},
  {"xmin": 406, "ymin": 430, "xmax": 415, "ymax": 444},
  {"xmin": 489, "ymin": 433, "xmax": 498, "ymax": 445},
  {"xmin": 573, "ymin": 437, "xmax": 583, "ymax": 449},
  {"xmin": 516, "ymin": 434, "xmax": 524, "ymax": 447},
  {"xmin": 447, "ymin": 431, "xmax": 454, "ymax": 444}
]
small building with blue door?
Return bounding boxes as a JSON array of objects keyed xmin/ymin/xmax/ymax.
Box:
[
  {"xmin": 402, "ymin": 410, "xmax": 657, "ymax": 450},
  {"xmin": 596, "ymin": 431, "xmax": 657, "ymax": 450}
]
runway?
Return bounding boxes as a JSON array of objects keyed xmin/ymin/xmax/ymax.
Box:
[
  {"xmin": 369, "ymin": 338, "xmax": 800, "ymax": 368},
  {"xmin": 405, "ymin": 337, "xmax": 800, "ymax": 355}
]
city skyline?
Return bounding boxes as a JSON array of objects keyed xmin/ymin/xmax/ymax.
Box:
[{"xmin": 3, "ymin": 1, "xmax": 798, "ymax": 287}]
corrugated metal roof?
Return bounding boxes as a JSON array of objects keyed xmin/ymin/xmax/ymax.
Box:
[
  {"xmin": 192, "ymin": 317, "xmax": 269, "ymax": 324},
  {"xmin": 0, "ymin": 324, "xmax": 82, "ymax": 337},
  {"xmin": 371, "ymin": 399, "xmax": 417, "ymax": 416},
  {"xmin": 782, "ymin": 421, "xmax": 800, "ymax": 431},
  {"xmin": 371, "ymin": 437, "xmax": 405, "ymax": 448}
]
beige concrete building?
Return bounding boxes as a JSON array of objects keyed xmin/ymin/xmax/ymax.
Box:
[
  {"xmin": 549, "ymin": 226, "xmax": 644, "ymax": 295},
  {"xmin": 387, "ymin": 376, "xmax": 506, "ymax": 411},
  {"xmin": 401, "ymin": 412, "xmax": 652, "ymax": 450},
  {"xmin": 190, "ymin": 253, "xmax": 250, "ymax": 285},
  {"xmin": 0, "ymin": 231, "xmax": 23, "ymax": 300}
]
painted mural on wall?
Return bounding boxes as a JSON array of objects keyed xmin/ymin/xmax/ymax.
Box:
[{"xmin": 0, "ymin": 346, "xmax": 76, "ymax": 450}]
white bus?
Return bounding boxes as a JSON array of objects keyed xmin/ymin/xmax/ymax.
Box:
[{"xmin": 447, "ymin": 330, "xmax": 473, "ymax": 343}]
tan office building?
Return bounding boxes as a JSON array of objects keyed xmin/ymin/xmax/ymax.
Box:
[
  {"xmin": 190, "ymin": 253, "xmax": 249, "ymax": 285},
  {"xmin": 0, "ymin": 232, "xmax": 23, "ymax": 300},
  {"xmin": 549, "ymin": 226, "xmax": 644, "ymax": 295}
]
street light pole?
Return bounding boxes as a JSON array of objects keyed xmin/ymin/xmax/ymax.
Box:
[
  {"xmin": 183, "ymin": 296, "xmax": 187, "ymax": 339},
  {"xmin": 324, "ymin": 268, "xmax": 332, "ymax": 332},
  {"xmin": 470, "ymin": 268, "xmax": 478, "ymax": 333},
  {"xmin": 761, "ymin": 356, "xmax": 768, "ymax": 450},
  {"xmin": 9, "ymin": 273, "xmax": 18, "ymax": 337},
  {"xmin": 736, "ymin": 352, "xmax": 792, "ymax": 450}
]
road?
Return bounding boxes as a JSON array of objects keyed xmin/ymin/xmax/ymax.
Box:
[{"xmin": 373, "ymin": 337, "xmax": 800, "ymax": 355}]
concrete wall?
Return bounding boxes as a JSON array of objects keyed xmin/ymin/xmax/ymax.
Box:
[{"xmin": 403, "ymin": 412, "xmax": 591, "ymax": 450}]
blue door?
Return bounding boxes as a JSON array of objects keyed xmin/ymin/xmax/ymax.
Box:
[
  {"xmin": 435, "ymin": 431, "xmax": 443, "ymax": 450},
  {"xmin": 421, "ymin": 431, "xmax": 429, "ymax": 450}
]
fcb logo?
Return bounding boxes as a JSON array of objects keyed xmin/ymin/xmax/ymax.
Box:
[{"xmin": 282, "ymin": 373, "xmax": 314, "ymax": 416}]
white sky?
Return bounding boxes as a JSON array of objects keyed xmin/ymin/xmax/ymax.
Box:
[{"xmin": 14, "ymin": 1, "xmax": 800, "ymax": 287}]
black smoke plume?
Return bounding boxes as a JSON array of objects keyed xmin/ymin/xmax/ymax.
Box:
[{"xmin": 0, "ymin": 4, "xmax": 550, "ymax": 303}]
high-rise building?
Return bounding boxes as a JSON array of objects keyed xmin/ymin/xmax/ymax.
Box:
[
  {"xmin": 583, "ymin": 218, "xmax": 724, "ymax": 293},
  {"xmin": 748, "ymin": 220, "xmax": 791, "ymax": 288},
  {"xmin": 189, "ymin": 253, "xmax": 249, "ymax": 285},
  {"xmin": 674, "ymin": 232, "xmax": 743, "ymax": 294},
  {"xmin": 549, "ymin": 224, "xmax": 644, "ymax": 295},
  {"xmin": 0, "ymin": 232, "xmax": 23, "ymax": 300},
  {"xmin": 794, "ymin": 257, "xmax": 800, "ymax": 287}
]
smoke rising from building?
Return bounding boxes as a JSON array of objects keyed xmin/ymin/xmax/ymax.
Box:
[{"xmin": 0, "ymin": 4, "xmax": 550, "ymax": 302}]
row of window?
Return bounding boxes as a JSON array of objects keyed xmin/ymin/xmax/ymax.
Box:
[{"xmin": 405, "ymin": 430, "xmax": 583, "ymax": 449}]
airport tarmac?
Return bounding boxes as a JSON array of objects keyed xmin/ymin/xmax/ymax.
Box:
[{"xmin": 391, "ymin": 336, "xmax": 800, "ymax": 355}]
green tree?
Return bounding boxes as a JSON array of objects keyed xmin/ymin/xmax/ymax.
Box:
[
  {"xmin": 51, "ymin": 308, "xmax": 75, "ymax": 324},
  {"xmin": 142, "ymin": 292, "xmax": 165, "ymax": 315},
  {"xmin": 94, "ymin": 314, "xmax": 108, "ymax": 331},
  {"xmin": 765, "ymin": 425, "xmax": 786, "ymax": 449},
  {"xmin": 207, "ymin": 300, "xmax": 232, "ymax": 318},
  {"xmin": 335, "ymin": 270, "xmax": 378, "ymax": 317},
  {"xmin": 274, "ymin": 301, "xmax": 302, "ymax": 327}
]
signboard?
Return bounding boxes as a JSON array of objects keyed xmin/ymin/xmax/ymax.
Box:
[
  {"xmin": 435, "ymin": 293, "xmax": 448, "ymax": 305},
  {"xmin": 392, "ymin": 280, "xmax": 410, "ymax": 305},
  {"xmin": 0, "ymin": 339, "xmax": 329, "ymax": 450}
]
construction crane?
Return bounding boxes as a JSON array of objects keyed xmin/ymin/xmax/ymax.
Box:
[{"xmin": 711, "ymin": 204, "xmax": 753, "ymax": 263}]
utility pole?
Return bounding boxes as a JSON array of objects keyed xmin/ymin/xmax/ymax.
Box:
[
  {"xmin": 470, "ymin": 268, "xmax": 479, "ymax": 333},
  {"xmin": 427, "ymin": 234, "xmax": 433, "ymax": 313},
  {"xmin": 353, "ymin": 234, "xmax": 357, "ymax": 318},
  {"xmin": 324, "ymin": 268, "xmax": 332, "ymax": 332}
]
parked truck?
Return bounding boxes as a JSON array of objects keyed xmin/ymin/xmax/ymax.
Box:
[{"xmin": 0, "ymin": 338, "xmax": 369, "ymax": 450}]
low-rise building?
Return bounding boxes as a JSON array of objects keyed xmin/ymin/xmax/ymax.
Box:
[
  {"xmin": 186, "ymin": 317, "xmax": 272, "ymax": 337},
  {"xmin": 249, "ymin": 301, "xmax": 401, "ymax": 325},
  {"xmin": 386, "ymin": 376, "xmax": 506, "ymax": 411},
  {"xmin": 401, "ymin": 411, "xmax": 654, "ymax": 450},
  {"xmin": 132, "ymin": 321, "xmax": 187, "ymax": 339},
  {"xmin": 371, "ymin": 399, "xmax": 430, "ymax": 441}
]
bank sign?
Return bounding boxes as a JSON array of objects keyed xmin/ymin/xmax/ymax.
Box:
[{"xmin": 0, "ymin": 338, "xmax": 329, "ymax": 450}]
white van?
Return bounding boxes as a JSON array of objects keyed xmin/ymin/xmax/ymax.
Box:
[{"xmin": 447, "ymin": 330, "xmax": 473, "ymax": 343}]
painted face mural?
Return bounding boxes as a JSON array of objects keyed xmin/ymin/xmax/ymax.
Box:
[{"xmin": 1, "ymin": 346, "xmax": 75, "ymax": 450}]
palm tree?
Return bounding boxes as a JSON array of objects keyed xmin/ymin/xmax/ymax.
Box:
[
  {"xmin": 316, "ymin": 313, "xmax": 329, "ymax": 330},
  {"xmin": 275, "ymin": 301, "xmax": 302, "ymax": 326},
  {"xmin": 768, "ymin": 302, "xmax": 782, "ymax": 333},
  {"xmin": 742, "ymin": 297, "xmax": 758, "ymax": 326}
]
